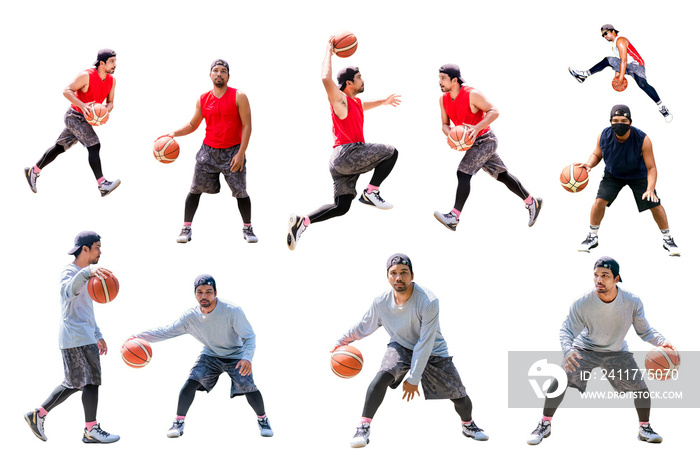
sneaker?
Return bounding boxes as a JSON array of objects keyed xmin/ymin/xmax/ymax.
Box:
[
  {"xmin": 658, "ymin": 105, "xmax": 673, "ymax": 123},
  {"xmin": 526, "ymin": 420, "xmax": 551, "ymax": 445},
  {"xmin": 358, "ymin": 189, "xmax": 393, "ymax": 210},
  {"xmin": 662, "ymin": 236, "xmax": 681, "ymax": 256},
  {"xmin": 176, "ymin": 226, "xmax": 192, "ymax": 243},
  {"xmin": 167, "ymin": 419, "xmax": 185, "ymax": 438},
  {"xmin": 286, "ymin": 214, "xmax": 307, "ymax": 251},
  {"xmin": 434, "ymin": 211, "xmax": 459, "ymax": 231},
  {"xmin": 350, "ymin": 422, "xmax": 370, "ymax": 448},
  {"xmin": 98, "ymin": 179, "xmax": 121, "ymax": 197},
  {"xmin": 568, "ymin": 67, "xmax": 587, "ymax": 83},
  {"xmin": 526, "ymin": 197, "xmax": 543, "ymax": 227},
  {"xmin": 243, "ymin": 225, "xmax": 258, "ymax": 243},
  {"xmin": 638, "ymin": 423, "xmax": 663, "ymax": 443},
  {"xmin": 257, "ymin": 417, "xmax": 274, "ymax": 437},
  {"xmin": 24, "ymin": 167, "xmax": 39, "ymax": 193},
  {"xmin": 24, "ymin": 410, "xmax": 47, "ymax": 442},
  {"xmin": 82, "ymin": 424, "xmax": 120, "ymax": 444},
  {"xmin": 578, "ymin": 233, "xmax": 599, "ymax": 252},
  {"xmin": 462, "ymin": 421, "xmax": 489, "ymax": 441}
]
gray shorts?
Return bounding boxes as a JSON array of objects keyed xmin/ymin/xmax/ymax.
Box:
[
  {"xmin": 187, "ymin": 353, "xmax": 258, "ymax": 398},
  {"xmin": 378, "ymin": 342, "xmax": 468, "ymax": 400},
  {"xmin": 330, "ymin": 142, "xmax": 396, "ymax": 197},
  {"xmin": 60, "ymin": 344, "xmax": 101, "ymax": 389},
  {"xmin": 606, "ymin": 57, "xmax": 647, "ymax": 80},
  {"xmin": 565, "ymin": 348, "xmax": 648, "ymax": 393},
  {"xmin": 56, "ymin": 108, "xmax": 100, "ymax": 149},
  {"xmin": 189, "ymin": 144, "xmax": 248, "ymax": 198},
  {"xmin": 457, "ymin": 130, "xmax": 508, "ymax": 177}
]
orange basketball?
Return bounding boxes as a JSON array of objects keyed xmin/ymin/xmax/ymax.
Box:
[
  {"xmin": 612, "ymin": 76, "xmax": 628, "ymax": 92},
  {"xmin": 87, "ymin": 274, "xmax": 120, "ymax": 304},
  {"xmin": 560, "ymin": 164, "xmax": 589, "ymax": 193},
  {"xmin": 645, "ymin": 346, "xmax": 680, "ymax": 380},
  {"xmin": 153, "ymin": 136, "xmax": 180, "ymax": 164},
  {"xmin": 447, "ymin": 125, "xmax": 474, "ymax": 151},
  {"xmin": 121, "ymin": 338, "xmax": 153, "ymax": 368},
  {"xmin": 333, "ymin": 31, "xmax": 358, "ymax": 58},
  {"xmin": 331, "ymin": 345, "xmax": 363, "ymax": 378},
  {"xmin": 86, "ymin": 103, "xmax": 110, "ymax": 126}
]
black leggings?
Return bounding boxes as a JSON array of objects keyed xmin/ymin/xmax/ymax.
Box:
[
  {"xmin": 453, "ymin": 170, "xmax": 529, "ymax": 211},
  {"xmin": 36, "ymin": 143, "xmax": 104, "ymax": 180},
  {"xmin": 176, "ymin": 379, "xmax": 266, "ymax": 417},
  {"xmin": 41, "ymin": 384, "xmax": 99, "ymax": 422},
  {"xmin": 184, "ymin": 193, "xmax": 252, "ymax": 224},
  {"xmin": 589, "ymin": 57, "xmax": 661, "ymax": 103}
]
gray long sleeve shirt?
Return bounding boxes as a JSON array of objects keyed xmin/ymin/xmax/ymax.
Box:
[
  {"xmin": 135, "ymin": 299, "xmax": 256, "ymax": 361},
  {"xmin": 337, "ymin": 284, "xmax": 449, "ymax": 385},
  {"xmin": 59, "ymin": 264, "xmax": 103, "ymax": 349},
  {"xmin": 560, "ymin": 288, "xmax": 666, "ymax": 356}
]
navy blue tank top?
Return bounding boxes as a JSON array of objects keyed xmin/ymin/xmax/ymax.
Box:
[{"xmin": 600, "ymin": 126, "xmax": 647, "ymax": 179}]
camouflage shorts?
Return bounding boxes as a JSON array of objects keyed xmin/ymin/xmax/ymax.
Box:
[
  {"xmin": 378, "ymin": 342, "xmax": 467, "ymax": 400},
  {"xmin": 329, "ymin": 142, "xmax": 396, "ymax": 197},
  {"xmin": 60, "ymin": 344, "xmax": 102, "ymax": 389},
  {"xmin": 606, "ymin": 57, "xmax": 647, "ymax": 80},
  {"xmin": 565, "ymin": 348, "xmax": 648, "ymax": 393},
  {"xmin": 187, "ymin": 353, "xmax": 259, "ymax": 398},
  {"xmin": 56, "ymin": 108, "xmax": 100, "ymax": 149},
  {"xmin": 457, "ymin": 130, "xmax": 508, "ymax": 177},
  {"xmin": 189, "ymin": 144, "xmax": 248, "ymax": 198}
]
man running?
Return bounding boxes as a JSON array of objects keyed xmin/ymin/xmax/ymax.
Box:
[
  {"xmin": 527, "ymin": 257, "xmax": 675, "ymax": 445},
  {"xmin": 434, "ymin": 64, "xmax": 542, "ymax": 231},
  {"xmin": 568, "ymin": 24, "xmax": 672, "ymax": 122},
  {"xmin": 286, "ymin": 36, "xmax": 401, "ymax": 250},
  {"xmin": 24, "ymin": 231, "xmax": 120, "ymax": 444},
  {"xmin": 131, "ymin": 274, "xmax": 273, "ymax": 439},
  {"xmin": 335, "ymin": 253, "xmax": 488, "ymax": 448},
  {"xmin": 24, "ymin": 49, "xmax": 121, "ymax": 196},
  {"xmin": 162, "ymin": 59, "xmax": 257, "ymax": 244},
  {"xmin": 577, "ymin": 105, "xmax": 680, "ymax": 256}
]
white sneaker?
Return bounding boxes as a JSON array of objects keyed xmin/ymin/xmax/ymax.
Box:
[
  {"xmin": 526, "ymin": 420, "xmax": 551, "ymax": 445},
  {"xmin": 358, "ymin": 189, "xmax": 393, "ymax": 209},
  {"xmin": 658, "ymin": 105, "xmax": 673, "ymax": 123},
  {"xmin": 662, "ymin": 236, "xmax": 680, "ymax": 256},
  {"xmin": 82, "ymin": 424, "xmax": 120, "ymax": 443},
  {"xmin": 526, "ymin": 197, "xmax": 543, "ymax": 227},
  {"xmin": 98, "ymin": 179, "xmax": 121, "ymax": 197},
  {"xmin": 568, "ymin": 67, "xmax": 588, "ymax": 83},
  {"xmin": 638, "ymin": 423, "xmax": 663, "ymax": 443},
  {"xmin": 462, "ymin": 421, "xmax": 489, "ymax": 441},
  {"xmin": 257, "ymin": 416, "xmax": 274, "ymax": 437},
  {"xmin": 24, "ymin": 167, "xmax": 39, "ymax": 193},
  {"xmin": 24, "ymin": 410, "xmax": 47, "ymax": 441},
  {"xmin": 434, "ymin": 211, "xmax": 459, "ymax": 231},
  {"xmin": 243, "ymin": 225, "xmax": 258, "ymax": 243},
  {"xmin": 167, "ymin": 419, "xmax": 185, "ymax": 438},
  {"xmin": 350, "ymin": 422, "xmax": 370, "ymax": 448},
  {"xmin": 286, "ymin": 214, "xmax": 307, "ymax": 251},
  {"xmin": 176, "ymin": 226, "xmax": 192, "ymax": 243},
  {"xmin": 578, "ymin": 233, "xmax": 599, "ymax": 252}
]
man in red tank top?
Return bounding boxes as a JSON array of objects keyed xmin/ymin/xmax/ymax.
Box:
[
  {"xmin": 159, "ymin": 59, "xmax": 257, "ymax": 245},
  {"xmin": 434, "ymin": 64, "xmax": 543, "ymax": 231},
  {"xmin": 286, "ymin": 36, "xmax": 401, "ymax": 251},
  {"xmin": 24, "ymin": 49, "xmax": 120, "ymax": 197}
]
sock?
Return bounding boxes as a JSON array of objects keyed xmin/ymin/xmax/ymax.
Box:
[
  {"xmin": 661, "ymin": 229, "xmax": 671, "ymax": 237},
  {"xmin": 184, "ymin": 222, "xmax": 192, "ymax": 227},
  {"xmin": 462, "ymin": 420, "xmax": 473, "ymax": 426},
  {"xmin": 303, "ymin": 216, "xmax": 310, "ymax": 227},
  {"xmin": 38, "ymin": 407, "xmax": 48, "ymax": 417},
  {"xmin": 257, "ymin": 414, "xmax": 267, "ymax": 420},
  {"xmin": 96, "ymin": 176, "xmax": 105, "ymax": 185},
  {"xmin": 451, "ymin": 208, "xmax": 461, "ymax": 219},
  {"xmin": 542, "ymin": 416, "xmax": 553, "ymax": 422},
  {"xmin": 524, "ymin": 195, "xmax": 533, "ymax": 205},
  {"xmin": 366, "ymin": 184, "xmax": 379, "ymax": 193},
  {"xmin": 656, "ymin": 100, "xmax": 664, "ymax": 107},
  {"xmin": 640, "ymin": 421, "xmax": 650, "ymax": 427},
  {"xmin": 244, "ymin": 223, "xmax": 251, "ymax": 227},
  {"xmin": 590, "ymin": 225, "xmax": 600, "ymax": 235},
  {"xmin": 86, "ymin": 420, "xmax": 98, "ymax": 431},
  {"xmin": 176, "ymin": 415, "xmax": 185, "ymax": 421},
  {"xmin": 33, "ymin": 166, "xmax": 41, "ymax": 174},
  {"xmin": 360, "ymin": 417, "xmax": 372, "ymax": 425}
]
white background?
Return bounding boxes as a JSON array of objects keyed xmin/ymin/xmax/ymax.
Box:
[{"xmin": 1, "ymin": 0, "xmax": 697, "ymax": 464}]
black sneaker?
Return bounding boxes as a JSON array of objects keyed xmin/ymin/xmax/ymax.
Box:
[
  {"xmin": 350, "ymin": 422, "xmax": 370, "ymax": 448},
  {"xmin": 578, "ymin": 233, "xmax": 599, "ymax": 252},
  {"xmin": 638, "ymin": 423, "xmax": 663, "ymax": 443},
  {"xmin": 526, "ymin": 420, "xmax": 551, "ymax": 445},
  {"xmin": 24, "ymin": 167, "xmax": 39, "ymax": 193},
  {"xmin": 24, "ymin": 410, "xmax": 47, "ymax": 441},
  {"xmin": 526, "ymin": 197, "xmax": 543, "ymax": 227},
  {"xmin": 286, "ymin": 214, "xmax": 307, "ymax": 251},
  {"xmin": 167, "ymin": 419, "xmax": 185, "ymax": 438}
]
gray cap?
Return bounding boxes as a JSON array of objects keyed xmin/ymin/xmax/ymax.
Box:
[
  {"xmin": 386, "ymin": 253, "xmax": 413, "ymax": 273},
  {"xmin": 68, "ymin": 231, "xmax": 101, "ymax": 255}
]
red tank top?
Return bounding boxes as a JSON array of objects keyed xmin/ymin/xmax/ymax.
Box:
[
  {"xmin": 442, "ymin": 86, "xmax": 489, "ymax": 138},
  {"xmin": 71, "ymin": 68, "xmax": 113, "ymax": 112},
  {"xmin": 332, "ymin": 96, "xmax": 364, "ymax": 148},
  {"xmin": 201, "ymin": 87, "xmax": 242, "ymax": 149}
]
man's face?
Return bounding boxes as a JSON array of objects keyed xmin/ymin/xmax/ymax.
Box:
[
  {"xmin": 388, "ymin": 264, "xmax": 413, "ymax": 293},
  {"xmin": 439, "ymin": 73, "xmax": 458, "ymax": 92},
  {"xmin": 84, "ymin": 241, "xmax": 102, "ymax": 265},
  {"xmin": 593, "ymin": 267, "xmax": 619, "ymax": 295},
  {"xmin": 100, "ymin": 57, "xmax": 117, "ymax": 74},
  {"xmin": 349, "ymin": 73, "xmax": 364, "ymax": 93},
  {"xmin": 210, "ymin": 65, "xmax": 229, "ymax": 88},
  {"xmin": 195, "ymin": 285, "xmax": 217, "ymax": 309},
  {"xmin": 602, "ymin": 30, "xmax": 616, "ymax": 42}
]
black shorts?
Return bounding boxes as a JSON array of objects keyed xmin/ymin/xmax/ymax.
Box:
[{"xmin": 596, "ymin": 171, "xmax": 660, "ymax": 212}]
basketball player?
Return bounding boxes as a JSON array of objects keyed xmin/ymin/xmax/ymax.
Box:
[
  {"xmin": 286, "ymin": 36, "xmax": 401, "ymax": 250},
  {"xmin": 434, "ymin": 64, "xmax": 542, "ymax": 231},
  {"xmin": 576, "ymin": 105, "xmax": 680, "ymax": 256},
  {"xmin": 527, "ymin": 256, "xmax": 675, "ymax": 445},
  {"xmin": 334, "ymin": 254, "xmax": 488, "ymax": 448},
  {"xmin": 568, "ymin": 24, "xmax": 672, "ymax": 122},
  {"xmin": 161, "ymin": 59, "xmax": 257, "ymax": 244},
  {"xmin": 24, "ymin": 49, "xmax": 121, "ymax": 196},
  {"xmin": 131, "ymin": 274, "xmax": 273, "ymax": 439},
  {"xmin": 24, "ymin": 231, "xmax": 120, "ymax": 444}
]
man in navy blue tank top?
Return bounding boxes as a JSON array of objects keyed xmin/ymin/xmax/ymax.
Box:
[{"xmin": 576, "ymin": 105, "xmax": 680, "ymax": 256}]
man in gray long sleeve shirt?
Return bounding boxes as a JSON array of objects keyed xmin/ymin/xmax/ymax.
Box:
[
  {"xmin": 132, "ymin": 274, "xmax": 273, "ymax": 439},
  {"xmin": 527, "ymin": 256, "xmax": 676, "ymax": 446},
  {"xmin": 336, "ymin": 253, "xmax": 488, "ymax": 448},
  {"xmin": 24, "ymin": 231, "xmax": 120, "ymax": 444}
]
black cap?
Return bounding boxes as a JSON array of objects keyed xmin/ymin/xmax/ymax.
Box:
[
  {"xmin": 386, "ymin": 253, "xmax": 413, "ymax": 274},
  {"xmin": 68, "ymin": 231, "xmax": 101, "ymax": 255},
  {"xmin": 210, "ymin": 59, "xmax": 230, "ymax": 72},
  {"xmin": 610, "ymin": 104, "xmax": 632, "ymax": 122},
  {"xmin": 337, "ymin": 66, "xmax": 359, "ymax": 91},
  {"xmin": 601, "ymin": 24, "xmax": 619, "ymax": 33},
  {"xmin": 94, "ymin": 49, "xmax": 116, "ymax": 67},
  {"xmin": 594, "ymin": 256, "xmax": 622, "ymax": 282},
  {"xmin": 194, "ymin": 274, "xmax": 217, "ymax": 292},
  {"xmin": 439, "ymin": 64, "xmax": 465, "ymax": 85}
]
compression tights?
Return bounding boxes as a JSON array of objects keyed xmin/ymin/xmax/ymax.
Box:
[
  {"xmin": 35, "ymin": 143, "xmax": 104, "ymax": 180},
  {"xmin": 41, "ymin": 384, "xmax": 99, "ymax": 422},
  {"xmin": 589, "ymin": 58, "xmax": 661, "ymax": 102},
  {"xmin": 453, "ymin": 170, "xmax": 529, "ymax": 211},
  {"xmin": 176, "ymin": 379, "xmax": 266, "ymax": 417},
  {"xmin": 184, "ymin": 193, "xmax": 252, "ymax": 224}
]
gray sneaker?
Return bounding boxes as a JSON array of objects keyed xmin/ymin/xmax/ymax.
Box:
[
  {"xmin": 24, "ymin": 410, "xmax": 47, "ymax": 441},
  {"xmin": 578, "ymin": 233, "xmax": 599, "ymax": 252},
  {"xmin": 526, "ymin": 197, "xmax": 543, "ymax": 227},
  {"xmin": 526, "ymin": 420, "xmax": 551, "ymax": 445},
  {"xmin": 350, "ymin": 422, "xmax": 370, "ymax": 448},
  {"xmin": 257, "ymin": 417, "xmax": 274, "ymax": 437},
  {"xmin": 638, "ymin": 423, "xmax": 663, "ymax": 443},
  {"xmin": 568, "ymin": 67, "xmax": 588, "ymax": 83},
  {"xmin": 462, "ymin": 421, "xmax": 489, "ymax": 441},
  {"xmin": 243, "ymin": 225, "xmax": 258, "ymax": 243},
  {"xmin": 24, "ymin": 167, "xmax": 39, "ymax": 193},
  {"xmin": 286, "ymin": 214, "xmax": 307, "ymax": 251},
  {"xmin": 167, "ymin": 419, "xmax": 185, "ymax": 438},
  {"xmin": 82, "ymin": 424, "xmax": 120, "ymax": 444},
  {"xmin": 98, "ymin": 179, "xmax": 121, "ymax": 197},
  {"xmin": 176, "ymin": 226, "xmax": 192, "ymax": 243},
  {"xmin": 434, "ymin": 211, "xmax": 459, "ymax": 231}
]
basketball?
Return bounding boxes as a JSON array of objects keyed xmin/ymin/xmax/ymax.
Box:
[
  {"xmin": 153, "ymin": 136, "xmax": 180, "ymax": 164},
  {"xmin": 612, "ymin": 76, "xmax": 628, "ymax": 92},
  {"xmin": 331, "ymin": 345, "xmax": 363, "ymax": 378},
  {"xmin": 447, "ymin": 125, "xmax": 474, "ymax": 151},
  {"xmin": 87, "ymin": 274, "xmax": 120, "ymax": 304},
  {"xmin": 333, "ymin": 31, "xmax": 358, "ymax": 58},
  {"xmin": 560, "ymin": 164, "xmax": 589, "ymax": 193},
  {"xmin": 121, "ymin": 338, "xmax": 153, "ymax": 368},
  {"xmin": 645, "ymin": 346, "xmax": 680, "ymax": 380},
  {"xmin": 85, "ymin": 103, "xmax": 110, "ymax": 126}
]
